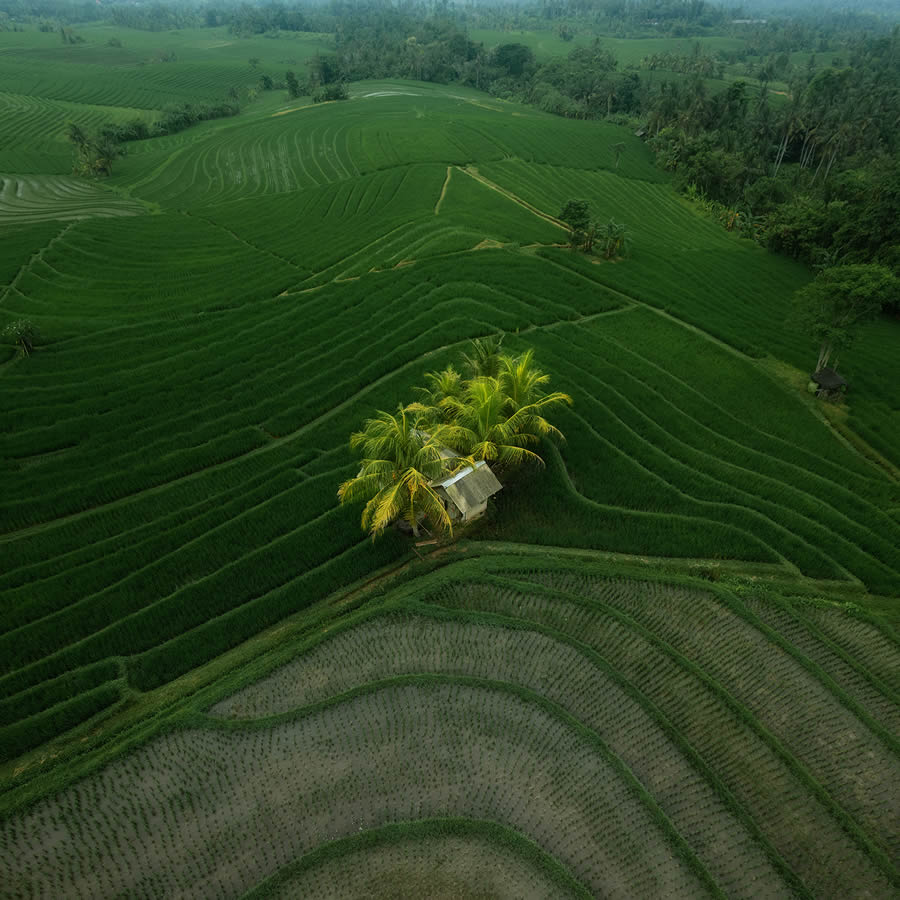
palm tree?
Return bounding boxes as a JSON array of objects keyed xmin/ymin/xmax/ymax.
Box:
[
  {"xmin": 499, "ymin": 349, "xmax": 570, "ymax": 413},
  {"xmin": 337, "ymin": 405, "xmax": 464, "ymax": 539},
  {"xmin": 580, "ymin": 220, "xmax": 598, "ymax": 253},
  {"xmin": 600, "ymin": 220, "xmax": 629, "ymax": 260},
  {"xmin": 443, "ymin": 374, "xmax": 572, "ymax": 471},
  {"xmin": 460, "ymin": 334, "xmax": 504, "ymax": 379},
  {"xmin": 416, "ymin": 365, "xmax": 464, "ymax": 422}
]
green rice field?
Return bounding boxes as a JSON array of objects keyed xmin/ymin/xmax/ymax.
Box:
[{"xmin": 0, "ymin": 22, "xmax": 897, "ymax": 898}]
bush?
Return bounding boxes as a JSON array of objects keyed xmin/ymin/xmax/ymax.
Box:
[{"xmin": 313, "ymin": 82, "xmax": 349, "ymax": 103}]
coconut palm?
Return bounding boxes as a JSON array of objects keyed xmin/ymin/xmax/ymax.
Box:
[
  {"xmin": 416, "ymin": 365, "xmax": 464, "ymax": 422},
  {"xmin": 499, "ymin": 349, "xmax": 572, "ymax": 414},
  {"xmin": 460, "ymin": 334, "xmax": 504, "ymax": 379},
  {"xmin": 337, "ymin": 405, "xmax": 464, "ymax": 539},
  {"xmin": 444, "ymin": 375, "xmax": 572, "ymax": 471}
]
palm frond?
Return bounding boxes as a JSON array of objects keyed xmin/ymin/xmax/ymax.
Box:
[{"xmin": 370, "ymin": 481, "xmax": 407, "ymax": 538}]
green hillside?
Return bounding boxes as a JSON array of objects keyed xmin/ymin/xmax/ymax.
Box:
[{"xmin": 0, "ymin": 23, "xmax": 898, "ymax": 898}]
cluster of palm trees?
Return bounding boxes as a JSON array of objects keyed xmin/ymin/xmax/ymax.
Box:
[
  {"xmin": 558, "ymin": 199, "xmax": 630, "ymax": 258},
  {"xmin": 337, "ymin": 337, "xmax": 572, "ymax": 540},
  {"xmin": 582, "ymin": 219, "xmax": 630, "ymax": 259}
]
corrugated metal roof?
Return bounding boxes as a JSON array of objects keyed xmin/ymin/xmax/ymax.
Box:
[{"xmin": 439, "ymin": 461, "xmax": 502, "ymax": 514}]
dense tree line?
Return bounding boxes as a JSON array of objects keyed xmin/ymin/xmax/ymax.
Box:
[{"xmin": 303, "ymin": 5, "xmax": 898, "ymax": 304}]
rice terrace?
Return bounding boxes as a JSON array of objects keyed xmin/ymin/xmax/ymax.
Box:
[{"xmin": 0, "ymin": 0, "xmax": 899, "ymax": 897}]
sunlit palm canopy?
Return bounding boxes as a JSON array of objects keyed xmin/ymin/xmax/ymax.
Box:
[
  {"xmin": 443, "ymin": 376, "xmax": 572, "ymax": 470},
  {"xmin": 337, "ymin": 405, "xmax": 468, "ymax": 539},
  {"xmin": 415, "ymin": 365, "xmax": 465, "ymax": 422},
  {"xmin": 499, "ymin": 349, "xmax": 555, "ymax": 412}
]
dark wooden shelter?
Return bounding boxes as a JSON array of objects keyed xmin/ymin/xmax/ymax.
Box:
[{"xmin": 810, "ymin": 368, "xmax": 848, "ymax": 399}]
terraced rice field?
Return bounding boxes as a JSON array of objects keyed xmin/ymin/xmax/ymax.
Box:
[
  {"xmin": 0, "ymin": 26, "xmax": 898, "ymax": 897},
  {"xmin": 0, "ymin": 174, "xmax": 144, "ymax": 224},
  {"xmin": 2, "ymin": 557, "xmax": 897, "ymax": 897}
]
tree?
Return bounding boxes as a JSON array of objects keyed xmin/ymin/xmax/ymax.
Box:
[
  {"xmin": 66, "ymin": 124, "xmax": 124, "ymax": 177},
  {"xmin": 440, "ymin": 373, "xmax": 571, "ymax": 472},
  {"xmin": 313, "ymin": 81, "xmax": 349, "ymax": 103},
  {"xmin": 65, "ymin": 122, "xmax": 87, "ymax": 149},
  {"xmin": 337, "ymin": 406, "xmax": 466, "ymax": 539},
  {"xmin": 417, "ymin": 365, "xmax": 464, "ymax": 421},
  {"xmin": 340, "ymin": 345, "xmax": 571, "ymax": 539},
  {"xmin": 499, "ymin": 348, "xmax": 565, "ymax": 413},
  {"xmin": 600, "ymin": 220, "xmax": 629, "ymax": 259},
  {"xmin": 580, "ymin": 220, "xmax": 598, "ymax": 253},
  {"xmin": 559, "ymin": 199, "xmax": 590, "ymax": 247},
  {"xmin": 285, "ymin": 70, "xmax": 301, "ymax": 99},
  {"xmin": 3, "ymin": 319, "xmax": 37, "ymax": 356},
  {"xmin": 259, "ymin": 74, "xmax": 274, "ymax": 91},
  {"xmin": 493, "ymin": 43, "xmax": 534, "ymax": 77},
  {"xmin": 792, "ymin": 264, "xmax": 897, "ymax": 372},
  {"xmin": 461, "ymin": 334, "xmax": 504, "ymax": 379}
]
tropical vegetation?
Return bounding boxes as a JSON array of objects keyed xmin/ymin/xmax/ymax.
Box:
[
  {"xmin": 338, "ymin": 341, "xmax": 572, "ymax": 538},
  {"xmin": 0, "ymin": 7, "xmax": 898, "ymax": 898}
]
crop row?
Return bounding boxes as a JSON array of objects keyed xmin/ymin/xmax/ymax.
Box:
[
  {"xmin": 481, "ymin": 159, "xmax": 814, "ymax": 363},
  {"xmin": 0, "ymin": 220, "xmax": 60, "ymax": 287},
  {"xmin": 842, "ymin": 317, "xmax": 900, "ymax": 470},
  {"xmin": 245, "ymin": 819, "xmax": 590, "ymax": 899},
  {"xmin": 0, "ymin": 465, "xmax": 344, "ymax": 676},
  {"xmin": 0, "ymin": 680, "xmax": 710, "ymax": 898},
  {"xmin": 4, "ymin": 562, "xmax": 895, "ymax": 896},
  {"xmin": 0, "ymin": 681, "xmax": 121, "ymax": 763},
  {"xmin": 740, "ymin": 595, "xmax": 900, "ymax": 738},
  {"xmin": 495, "ymin": 439, "xmax": 781, "ymax": 563},
  {"xmin": 425, "ymin": 574, "xmax": 897, "ymax": 898},
  {"xmin": 526, "ymin": 325, "xmax": 900, "ymax": 590},
  {"xmin": 0, "ymin": 90, "xmax": 156, "ymax": 175},
  {"xmin": 6, "ymin": 213, "xmax": 298, "ymax": 328},
  {"xmin": 563, "ymin": 312, "xmax": 889, "ymax": 492},
  {"xmin": 0, "ymin": 56, "xmax": 246, "ymax": 111},
  {"xmin": 545, "ymin": 572, "xmax": 899, "ymax": 853},
  {"xmin": 0, "ymin": 464, "xmax": 381, "ymax": 699},
  {"xmin": 210, "ymin": 609, "xmax": 797, "ymax": 897},
  {"xmin": 0, "ymin": 175, "xmax": 144, "ymax": 226},
  {"xmin": 121, "ymin": 93, "xmax": 662, "ymax": 207},
  {"xmin": 2, "ymin": 250, "xmax": 621, "ymax": 532}
]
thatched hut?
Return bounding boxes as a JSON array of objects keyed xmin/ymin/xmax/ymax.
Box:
[{"xmin": 432, "ymin": 460, "xmax": 502, "ymax": 523}]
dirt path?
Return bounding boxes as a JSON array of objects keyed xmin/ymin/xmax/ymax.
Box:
[
  {"xmin": 434, "ymin": 166, "xmax": 452, "ymax": 215},
  {"xmin": 271, "ymin": 100, "xmax": 338, "ymax": 118},
  {"xmin": 456, "ymin": 166, "xmax": 569, "ymax": 232}
]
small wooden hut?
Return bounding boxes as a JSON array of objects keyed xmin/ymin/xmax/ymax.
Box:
[
  {"xmin": 810, "ymin": 368, "xmax": 848, "ymax": 400},
  {"xmin": 432, "ymin": 460, "xmax": 502, "ymax": 523}
]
